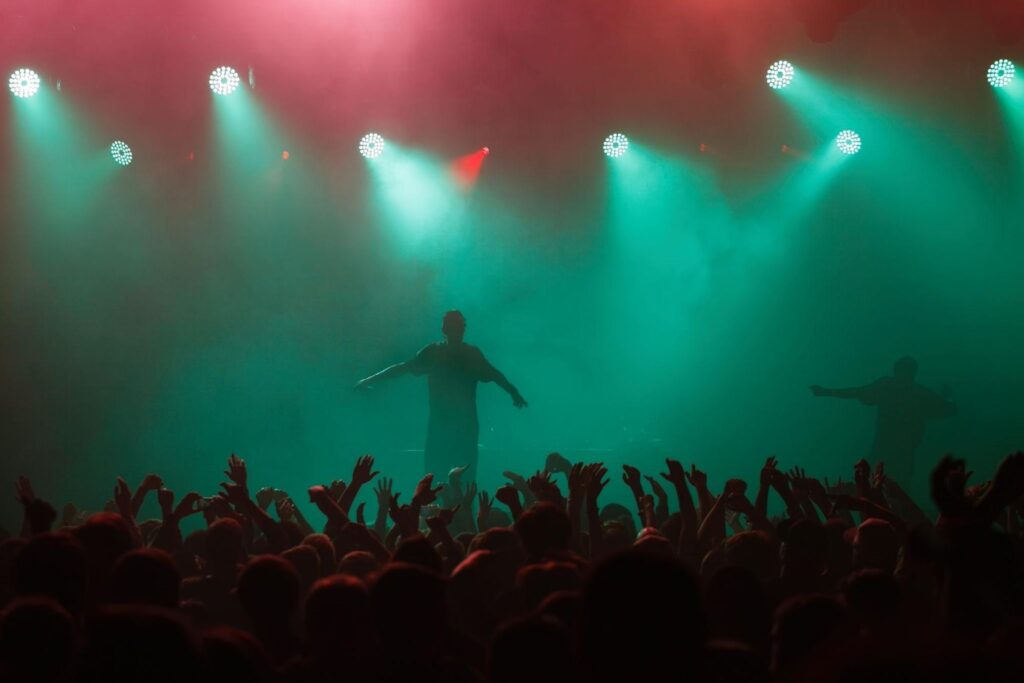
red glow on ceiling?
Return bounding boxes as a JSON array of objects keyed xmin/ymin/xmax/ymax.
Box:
[
  {"xmin": 451, "ymin": 148, "xmax": 488, "ymax": 188},
  {"xmin": 781, "ymin": 144, "xmax": 809, "ymax": 160},
  {"xmin": 282, "ymin": 150, "xmax": 290, "ymax": 160}
]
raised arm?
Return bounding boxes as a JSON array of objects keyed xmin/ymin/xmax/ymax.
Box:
[
  {"xmin": 355, "ymin": 362, "xmax": 411, "ymax": 389},
  {"xmin": 810, "ymin": 384, "xmax": 873, "ymax": 400}
]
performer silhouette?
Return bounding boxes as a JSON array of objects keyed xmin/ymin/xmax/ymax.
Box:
[
  {"xmin": 810, "ymin": 356, "xmax": 956, "ymax": 485},
  {"xmin": 356, "ymin": 310, "xmax": 527, "ymax": 480}
]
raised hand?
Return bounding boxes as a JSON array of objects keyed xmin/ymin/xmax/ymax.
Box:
[
  {"xmin": 157, "ymin": 487, "xmax": 175, "ymax": 517},
  {"xmin": 219, "ymin": 481, "xmax": 251, "ymax": 510},
  {"xmin": 787, "ymin": 467, "xmax": 811, "ymax": 499},
  {"xmin": 413, "ymin": 474, "xmax": 443, "ymax": 507},
  {"xmin": 329, "ymin": 479, "xmax": 347, "ymax": 502},
  {"xmin": 760, "ymin": 456, "xmax": 779, "ymax": 488},
  {"xmin": 60, "ymin": 502, "xmax": 80, "ymax": 528},
  {"xmin": 871, "ymin": 462, "xmax": 887, "ymax": 490},
  {"xmin": 255, "ymin": 487, "xmax": 277, "ymax": 510},
  {"xmin": 224, "ymin": 454, "xmax": 248, "ymax": 489},
  {"xmin": 586, "ymin": 463, "xmax": 609, "ymax": 493},
  {"xmin": 459, "ymin": 481, "xmax": 478, "ymax": 517},
  {"xmin": 374, "ymin": 478, "xmax": 393, "ymax": 509},
  {"xmin": 686, "ymin": 464, "xmax": 708, "ymax": 491},
  {"xmin": 140, "ymin": 473, "xmax": 164, "ymax": 492},
  {"xmin": 622, "ymin": 464, "xmax": 644, "ymax": 496},
  {"xmin": 810, "ymin": 385, "xmax": 826, "ymax": 396},
  {"xmin": 635, "ymin": 474, "xmax": 659, "ymax": 497},
  {"xmin": 14, "ymin": 476, "xmax": 35, "ymax": 506},
  {"xmin": 388, "ymin": 494, "xmax": 420, "ymax": 536},
  {"xmin": 356, "ymin": 502, "xmax": 367, "ymax": 526},
  {"xmin": 503, "ymin": 470, "xmax": 528, "ymax": 490},
  {"xmin": 660, "ymin": 459, "xmax": 688, "ymax": 488},
  {"xmin": 545, "ymin": 452, "xmax": 573, "ymax": 475},
  {"xmin": 528, "ymin": 470, "xmax": 563, "ymax": 505},
  {"xmin": 114, "ymin": 477, "xmax": 133, "ymax": 518},
  {"xmin": 511, "ymin": 391, "xmax": 528, "ymax": 409},
  {"xmin": 495, "ymin": 484, "xmax": 521, "ymax": 508},
  {"xmin": 853, "ymin": 458, "xmax": 871, "ymax": 491},
  {"xmin": 427, "ymin": 504, "xmax": 460, "ymax": 530},
  {"xmin": 351, "ymin": 455, "xmax": 380, "ymax": 486},
  {"xmin": 274, "ymin": 497, "xmax": 297, "ymax": 522},
  {"xmin": 173, "ymin": 492, "xmax": 203, "ymax": 519},
  {"xmin": 477, "ymin": 491, "xmax": 493, "ymax": 525}
]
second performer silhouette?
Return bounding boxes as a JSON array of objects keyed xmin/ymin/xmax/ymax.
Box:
[
  {"xmin": 356, "ymin": 310, "xmax": 527, "ymax": 480},
  {"xmin": 810, "ymin": 356, "xmax": 956, "ymax": 486}
]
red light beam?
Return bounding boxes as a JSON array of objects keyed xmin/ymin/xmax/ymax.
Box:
[{"xmin": 451, "ymin": 147, "xmax": 489, "ymax": 189}]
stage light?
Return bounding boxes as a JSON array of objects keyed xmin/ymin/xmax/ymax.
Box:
[
  {"xmin": 110, "ymin": 140, "xmax": 133, "ymax": 166},
  {"xmin": 209, "ymin": 67, "xmax": 241, "ymax": 95},
  {"xmin": 835, "ymin": 130, "xmax": 861, "ymax": 155},
  {"xmin": 988, "ymin": 59, "xmax": 1015, "ymax": 88},
  {"xmin": 766, "ymin": 60, "xmax": 794, "ymax": 89},
  {"xmin": 8, "ymin": 68, "xmax": 40, "ymax": 98},
  {"xmin": 603, "ymin": 133, "xmax": 629, "ymax": 158},
  {"xmin": 359, "ymin": 133, "xmax": 385, "ymax": 159}
]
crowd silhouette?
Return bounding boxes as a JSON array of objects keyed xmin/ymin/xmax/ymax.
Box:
[{"xmin": 3, "ymin": 446, "xmax": 1024, "ymax": 682}]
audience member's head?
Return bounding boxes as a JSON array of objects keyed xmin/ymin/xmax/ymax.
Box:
[
  {"xmin": 78, "ymin": 605, "xmax": 202, "ymax": 682},
  {"xmin": 704, "ymin": 564, "xmax": 771, "ymax": 657},
  {"xmin": 0, "ymin": 597, "xmax": 75, "ymax": 682},
  {"xmin": 304, "ymin": 574, "xmax": 374, "ymax": 657},
  {"xmin": 111, "ymin": 548, "xmax": 180, "ymax": 608},
  {"xmin": 772, "ymin": 594, "xmax": 852, "ymax": 681},
  {"xmin": 724, "ymin": 530, "xmax": 777, "ymax": 580},
  {"xmin": 489, "ymin": 615, "xmax": 573, "ymax": 683},
  {"xmin": 392, "ymin": 535, "xmax": 443, "ymax": 574},
  {"xmin": 840, "ymin": 568, "xmax": 902, "ymax": 636},
  {"xmin": 781, "ymin": 519, "xmax": 827, "ymax": 578},
  {"xmin": 515, "ymin": 503, "xmax": 571, "ymax": 560},
  {"xmin": 236, "ymin": 555, "xmax": 300, "ymax": 634},
  {"xmin": 73, "ymin": 513, "xmax": 135, "ymax": 604},
  {"xmin": 583, "ymin": 551, "xmax": 705, "ymax": 681},
  {"xmin": 370, "ymin": 563, "xmax": 447, "ymax": 656},
  {"xmin": 281, "ymin": 544, "xmax": 321, "ymax": 594},
  {"xmin": 516, "ymin": 561, "xmax": 581, "ymax": 611},
  {"xmin": 337, "ymin": 550, "xmax": 380, "ymax": 579},
  {"xmin": 198, "ymin": 627, "xmax": 273, "ymax": 683},
  {"xmin": 854, "ymin": 519, "xmax": 900, "ymax": 574},
  {"xmin": 203, "ymin": 518, "xmax": 246, "ymax": 575},
  {"xmin": 302, "ymin": 534, "xmax": 336, "ymax": 578},
  {"xmin": 14, "ymin": 532, "xmax": 87, "ymax": 616}
]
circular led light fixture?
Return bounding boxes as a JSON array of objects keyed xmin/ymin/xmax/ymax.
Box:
[
  {"xmin": 8, "ymin": 68, "xmax": 41, "ymax": 98},
  {"xmin": 359, "ymin": 133, "xmax": 385, "ymax": 159},
  {"xmin": 988, "ymin": 59, "xmax": 1015, "ymax": 88},
  {"xmin": 209, "ymin": 66, "xmax": 241, "ymax": 95},
  {"xmin": 110, "ymin": 140, "xmax": 133, "ymax": 166},
  {"xmin": 766, "ymin": 60, "xmax": 795, "ymax": 89},
  {"xmin": 603, "ymin": 133, "xmax": 629, "ymax": 158},
  {"xmin": 835, "ymin": 130, "xmax": 862, "ymax": 155}
]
